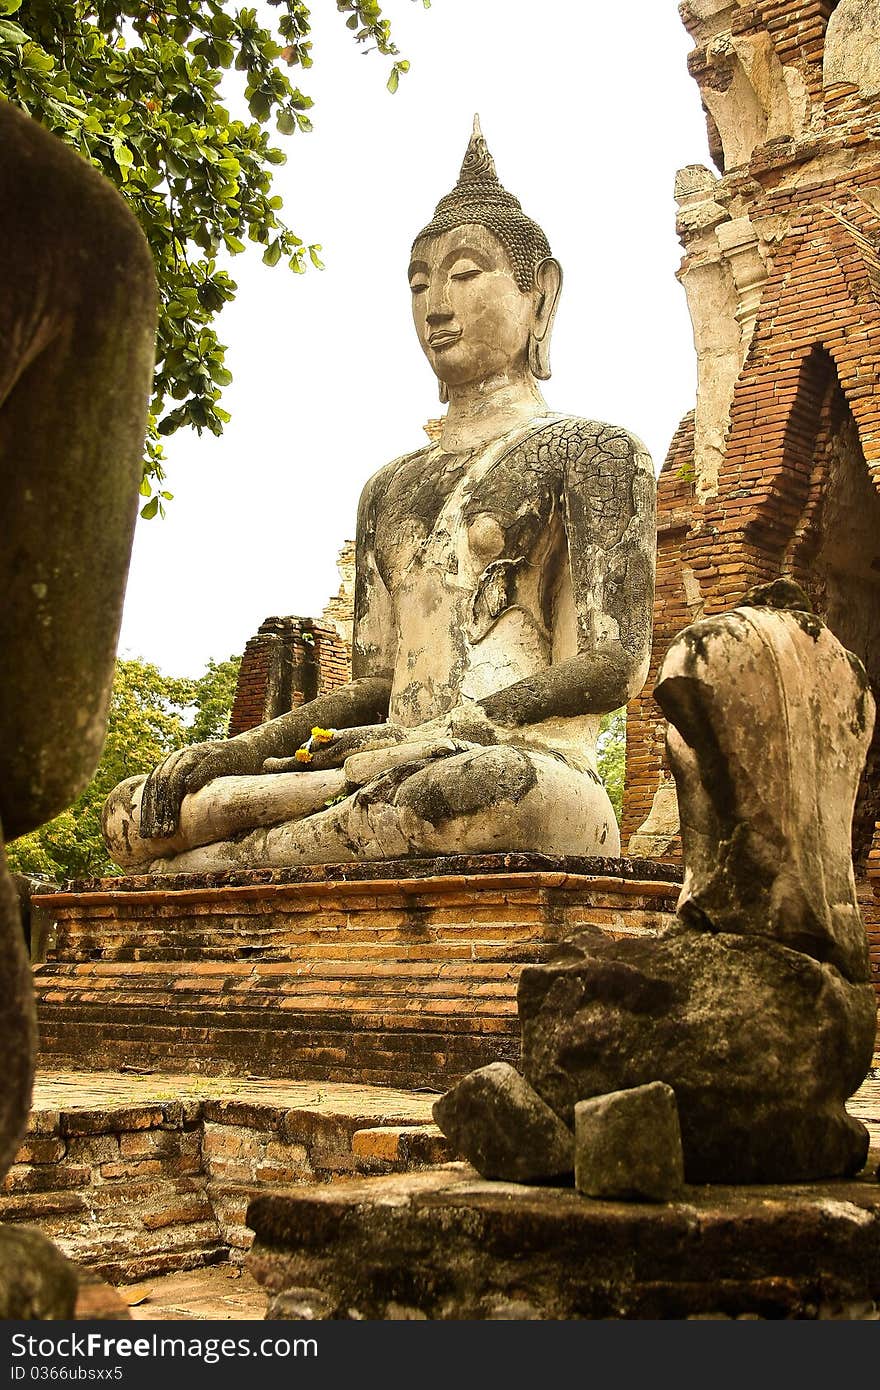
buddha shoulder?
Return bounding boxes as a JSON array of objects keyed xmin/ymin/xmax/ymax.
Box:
[{"xmin": 522, "ymin": 415, "xmax": 652, "ymax": 477}]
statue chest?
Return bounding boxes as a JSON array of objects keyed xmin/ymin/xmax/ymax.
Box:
[{"xmin": 373, "ymin": 446, "xmax": 561, "ymax": 603}]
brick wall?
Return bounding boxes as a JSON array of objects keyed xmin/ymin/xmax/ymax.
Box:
[
  {"xmin": 623, "ymin": 1, "xmax": 880, "ymax": 997},
  {"xmin": 228, "ymin": 546, "xmax": 354, "ymax": 738}
]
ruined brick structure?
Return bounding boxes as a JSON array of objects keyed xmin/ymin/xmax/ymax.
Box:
[
  {"xmin": 228, "ymin": 543, "xmax": 354, "ymax": 737},
  {"xmin": 622, "ymin": 0, "xmax": 880, "ymax": 992}
]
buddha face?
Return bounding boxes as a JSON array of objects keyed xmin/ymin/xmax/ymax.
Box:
[{"xmin": 408, "ymin": 224, "xmax": 537, "ymax": 390}]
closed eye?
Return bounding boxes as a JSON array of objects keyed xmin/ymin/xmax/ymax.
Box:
[
  {"xmin": 451, "ymin": 268, "xmax": 482, "ymax": 281},
  {"xmin": 409, "ymin": 281, "xmax": 428, "ymax": 294}
]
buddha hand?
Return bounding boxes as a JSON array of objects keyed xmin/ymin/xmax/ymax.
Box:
[
  {"xmin": 139, "ymin": 738, "xmax": 263, "ymax": 839},
  {"xmin": 263, "ymin": 724, "xmax": 407, "ymax": 774},
  {"xmin": 418, "ymin": 701, "xmax": 500, "ymax": 747}
]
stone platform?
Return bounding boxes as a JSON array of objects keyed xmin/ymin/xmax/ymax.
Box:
[
  {"xmin": 246, "ymin": 1162, "xmax": 880, "ymax": 1320},
  {"xmin": 31, "ymin": 855, "xmax": 680, "ymax": 1089}
]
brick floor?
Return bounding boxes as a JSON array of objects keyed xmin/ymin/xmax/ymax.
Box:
[{"xmin": 124, "ymin": 1265, "xmax": 267, "ymax": 1322}]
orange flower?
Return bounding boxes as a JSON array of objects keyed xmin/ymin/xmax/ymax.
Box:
[{"xmin": 295, "ymin": 748, "xmax": 312, "ymax": 764}]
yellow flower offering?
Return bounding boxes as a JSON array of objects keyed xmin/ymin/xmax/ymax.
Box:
[
  {"xmin": 295, "ymin": 748, "xmax": 313, "ymax": 764},
  {"xmin": 311, "ymin": 727, "xmax": 336, "ymax": 745}
]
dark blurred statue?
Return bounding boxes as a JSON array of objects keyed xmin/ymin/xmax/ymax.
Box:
[{"xmin": 0, "ymin": 97, "xmax": 156, "ymax": 1309}]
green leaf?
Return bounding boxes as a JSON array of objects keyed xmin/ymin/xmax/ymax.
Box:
[
  {"xmin": 386, "ymin": 65, "xmax": 399, "ymax": 94},
  {"xmin": 0, "ymin": 0, "xmax": 420, "ymax": 511}
]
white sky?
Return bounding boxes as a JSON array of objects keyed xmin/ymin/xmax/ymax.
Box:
[{"xmin": 118, "ymin": 0, "xmax": 710, "ymax": 675}]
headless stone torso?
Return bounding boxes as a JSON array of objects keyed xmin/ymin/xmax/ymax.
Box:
[{"xmin": 374, "ymin": 414, "xmax": 600, "ymax": 771}]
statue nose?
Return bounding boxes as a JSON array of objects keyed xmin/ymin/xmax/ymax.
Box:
[{"xmin": 426, "ymin": 278, "xmax": 453, "ymax": 323}]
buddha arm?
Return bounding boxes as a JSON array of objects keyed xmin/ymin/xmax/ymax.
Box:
[
  {"xmin": 222, "ymin": 678, "xmax": 392, "ymax": 766},
  {"xmin": 481, "ymin": 427, "xmax": 656, "ymax": 727}
]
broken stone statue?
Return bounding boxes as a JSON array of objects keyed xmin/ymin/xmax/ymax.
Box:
[
  {"xmin": 103, "ymin": 116, "xmax": 657, "ymax": 873},
  {"xmin": 0, "ymin": 98, "xmax": 156, "ymax": 1313},
  {"xmin": 436, "ymin": 581, "xmax": 877, "ymax": 1186}
]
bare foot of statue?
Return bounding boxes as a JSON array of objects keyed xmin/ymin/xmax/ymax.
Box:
[{"xmin": 103, "ymin": 118, "xmax": 656, "ymax": 874}]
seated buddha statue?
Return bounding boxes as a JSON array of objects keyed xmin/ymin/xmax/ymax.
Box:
[{"xmin": 103, "ymin": 118, "xmax": 657, "ymax": 874}]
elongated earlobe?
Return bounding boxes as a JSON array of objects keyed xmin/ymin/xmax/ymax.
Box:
[
  {"xmin": 528, "ymin": 257, "xmax": 563, "ymax": 381},
  {"xmin": 438, "ymin": 379, "xmax": 449, "ymax": 404}
]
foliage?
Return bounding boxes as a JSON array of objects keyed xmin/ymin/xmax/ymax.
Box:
[
  {"xmin": 7, "ymin": 654, "xmax": 241, "ymax": 881},
  {"xmin": 597, "ymin": 706, "xmax": 626, "ymax": 823},
  {"xmin": 188, "ymin": 655, "xmax": 243, "ymax": 741},
  {"xmin": 0, "ymin": 0, "xmax": 427, "ymax": 513}
]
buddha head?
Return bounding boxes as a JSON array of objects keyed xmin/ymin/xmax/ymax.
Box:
[{"xmin": 409, "ymin": 117, "xmax": 562, "ymax": 401}]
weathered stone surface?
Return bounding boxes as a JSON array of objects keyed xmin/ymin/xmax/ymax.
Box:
[
  {"xmin": 520, "ymin": 589, "xmax": 877, "ymax": 1184},
  {"xmin": 104, "ymin": 119, "xmax": 655, "ymax": 875},
  {"xmin": 13, "ymin": 873, "xmax": 59, "ymax": 964},
  {"xmin": 0, "ymin": 1226, "xmax": 77, "ymax": 1319},
  {"xmin": 246, "ymin": 1166, "xmax": 880, "ymax": 1320},
  {"xmin": 824, "ymin": 0, "xmax": 880, "ymax": 97},
  {"xmin": 433, "ymin": 1064, "xmax": 573, "ymax": 1182},
  {"xmin": 574, "ymin": 1083, "xmax": 683, "ymax": 1201},
  {"xmin": 0, "ymin": 856, "xmax": 37, "ymax": 1184},
  {"xmin": 57, "ymin": 851, "xmax": 685, "ymax": 894},
  {"xmin": 627, "ymin": 780, "xmax": 679, "ymax": 859},
  {"xmin": 521, "ymin": 924, "xmax": 874, "ymax": 1185}
]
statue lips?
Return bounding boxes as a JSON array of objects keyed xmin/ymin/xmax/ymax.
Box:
[{"xmin": 428, "ymin": 328, "xmax": 462, "ymax": 351}]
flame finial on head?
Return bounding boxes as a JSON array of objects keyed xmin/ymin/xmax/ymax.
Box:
[
  {"xmin": 457, "ymin": 113, "xmax": 498, "ymax": 185},
  {"xmin": 411, "ymin": 115, "xmax": 551, "ymax": 292}
]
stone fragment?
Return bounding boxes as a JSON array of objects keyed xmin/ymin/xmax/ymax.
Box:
[
  {"xmin": 432, "ymin": 1062, "xmax": 573, "ymax": 1182},
  {"xmin": 574, "ymin": 1083, "xmax": 684, "ymax": 1202}
]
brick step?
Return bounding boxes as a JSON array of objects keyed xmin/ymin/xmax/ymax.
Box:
[
  {"xmin": 33, "ymin": 866, "xmax": 677, "ymax": 1087},
  {"xmin": 38, "ymin": 1003, "xmax": 516, "ymax": 1034},
  {"xmin": 38, "ymin": 980, "xmax": 520, "ymax": 1005},
  {"xmin": 46, "ymin": 914, "xmax": 666, "ymax": 961},
  {"xmin": 47, "ymin": 940, "xmax": 559, "ymax": 964},
  {"xmin": 39, "ymin": 871, "xmax": 678, "ymax": 966},
  {"xmin": 0, "ymin": 1075, "xmax": 448, "ymax": 1279},
  {"xmin": 38, "ymin": 957, "xmax": 532, "ymax": 981},
  {"xmin": 37, "ymin": 1019, "xmax": 518, "ymax": 1086}
]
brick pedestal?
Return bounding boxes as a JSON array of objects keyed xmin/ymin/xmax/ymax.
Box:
[{"xmin": 32, "ymin": 855, "xmax": 680, "ymax": 1089}]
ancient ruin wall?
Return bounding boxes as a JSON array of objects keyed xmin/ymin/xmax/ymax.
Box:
[
  {"xmin": 228, "ymin": 546, "xmax": 354, "ymax": 737},
  {"xmin": 623, "ymin": 0, "xmax": 880, "ymax": 992}
]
